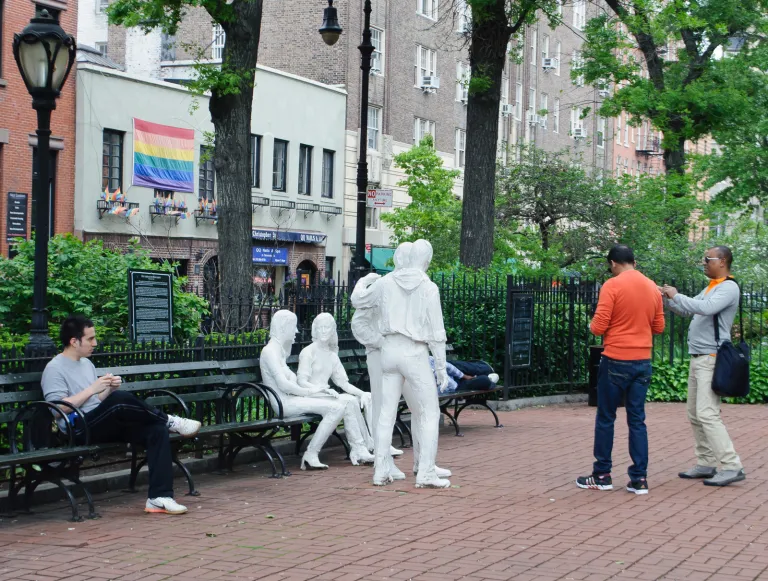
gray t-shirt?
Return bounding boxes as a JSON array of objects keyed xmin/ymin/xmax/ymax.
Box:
[{"xmin": 41, "ymin": 354, "xmax": 101, "ymax": 414}]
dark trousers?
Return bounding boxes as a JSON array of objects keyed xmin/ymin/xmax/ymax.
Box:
[
  {"xmin": 449, "ymin": 360, "xmax": 495, "ymax": 392},
  {"xmin": 593, "ymin": 356, "xmax": 652, "ymax": 481},
  {"xmin": 75, "ymin": 391, "xmax": 174, "ymax": 499}
]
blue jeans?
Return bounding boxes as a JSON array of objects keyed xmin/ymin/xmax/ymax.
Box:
[{"xmin": 593, "ymin": 356, "xmax": 652, "ymax": 481}]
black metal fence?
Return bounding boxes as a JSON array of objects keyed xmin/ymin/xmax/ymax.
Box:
[{"xmin": 1, "ymin": 277, "xmax": 766, "ymax": 395}]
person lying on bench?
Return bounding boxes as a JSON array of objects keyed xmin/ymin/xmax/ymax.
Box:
[
  {"xmin": 428, "ymin": 357, "xmax": 500, "ymax": 393},
  {"xmin": 41, "ymin": 315, "xmax": 201, "ymax": 516}
]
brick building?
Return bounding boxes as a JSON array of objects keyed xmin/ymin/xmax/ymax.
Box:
[{"xmin": 0, "ymin": 0, "xmax": 78, "ymax": 258}]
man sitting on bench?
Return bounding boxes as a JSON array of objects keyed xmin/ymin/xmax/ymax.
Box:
[
  {"xmin": 429, "ymin": 357, "xmax": 499, "ymax": 393},
  {"xmin": 41, "ymin": 315, "xmax": 201, "ymax": 515}
]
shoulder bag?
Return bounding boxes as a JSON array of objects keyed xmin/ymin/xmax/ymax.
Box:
[{"xmin": 712, "ymin": 277, "xmax": 750, "ymax": 398}]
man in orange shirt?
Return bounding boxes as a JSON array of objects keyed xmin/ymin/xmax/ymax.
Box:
[{"xmin": 577, "ymin": 245, "xmax": 665, "ymax": 495}]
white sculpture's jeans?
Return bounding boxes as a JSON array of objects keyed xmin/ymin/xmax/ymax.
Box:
[
  {"xmin": 375, "ymin": 334, "xmax": 440, "ymax": 482},
  {"xmin": 281, "ymin": 394, "xmax": 369, "ymax": 455}
]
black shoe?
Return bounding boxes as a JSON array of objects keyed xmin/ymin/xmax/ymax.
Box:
[
  {"xmin": 576, "ymin": 473, "xmax": 613, "ymax": 490},
  {"xmin": 627, "ymin": 478, "xmax": 649, "ymax": 495}
]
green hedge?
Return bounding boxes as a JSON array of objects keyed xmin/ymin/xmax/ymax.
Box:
[{"xmin": 649, "ymin": 361, "xmax": 768, "ymax": 404}]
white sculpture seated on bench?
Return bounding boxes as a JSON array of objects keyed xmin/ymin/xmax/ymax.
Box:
[
  {"xmin": 351, "ymin": 239, "xmax": 452, "ymax": 489},
  {"xmin": 260, "ymin": 310, "xmax": 373, "ymax": 470},
  {"xmin": 297, "ymin": 313, "xmax": 375, "ymax": 465}
]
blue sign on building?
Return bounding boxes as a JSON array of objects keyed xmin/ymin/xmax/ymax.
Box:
[
  {"xmin": 252, "ymin": 246, "xmax": 289, "ymax": 265},
  {"xmin": 251, "ymin": 229, "xmax": 326, "ymax": 244}
]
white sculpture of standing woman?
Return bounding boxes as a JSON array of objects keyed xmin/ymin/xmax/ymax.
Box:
[
  {"xmin": 260, "ymin": 310, "xmax": 372, "ymax": 470},
  {"xmin": 297, "ymin": 313, "xmax": 375, "ymax": 465},
  {"xmin": 352, "ymin": 239, "xmax": 451, "ymax": 488}
]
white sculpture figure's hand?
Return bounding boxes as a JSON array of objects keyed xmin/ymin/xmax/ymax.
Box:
[
  {"xmin": 360, "ymin": 391, "xmax": 372, "ymax": 409},
  {"xmin": 436, "ymin": 369, "xmax": 450, "ymax": 392},
  {"xmin": 324, "ymin": 388, "xmax": 340, "ymax": 398}
]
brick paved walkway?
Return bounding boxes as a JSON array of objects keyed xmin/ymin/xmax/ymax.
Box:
[{"xmin": 1, "ymin": 402, "xmax": 767, "ymax": 581}]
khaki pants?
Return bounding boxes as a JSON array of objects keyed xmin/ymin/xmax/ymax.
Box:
[{"xmin": 687, "ymin": 356, "xmax": 742, "ymax": 471}]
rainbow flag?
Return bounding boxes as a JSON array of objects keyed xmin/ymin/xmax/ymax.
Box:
[{"xmin": 132, "ymin": 118, "xmax": 195, "ymax": 193}]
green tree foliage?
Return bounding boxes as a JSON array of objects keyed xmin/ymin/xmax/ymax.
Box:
[
  {"xmin": 381, "ymin": 136, "xmax": 462, "ymax": 269},
  {"xmin": 0, "ymin": 235, "xmax": 208, "ymax": 344},
  {"xmin": 580, "ymin": 0, "xmax": 768, "ymax": 182}
]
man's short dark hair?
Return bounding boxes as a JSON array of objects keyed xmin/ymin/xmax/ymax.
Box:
[
  {"xmin": 607, "ymin": 244, "xmax": 635, "ymax": 265},
  {"xmin": 711, "ymin": 245, "xmax": 733, "ymax": 269},
  {"xmin": 60, "ymin": 315, "xmax": 94, "ymax": 348}
]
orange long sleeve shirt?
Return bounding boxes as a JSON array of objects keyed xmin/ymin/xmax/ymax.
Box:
[{"xmin": 590, "ymin": 269, "xmax": 665, "ymax": 361}]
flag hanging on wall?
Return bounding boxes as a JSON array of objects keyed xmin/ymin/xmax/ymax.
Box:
[{"xmin": 132, "ymin": 118, "xmax": 195, "ymax": 193}]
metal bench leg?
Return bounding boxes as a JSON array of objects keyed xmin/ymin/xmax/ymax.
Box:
[
  {"xmin": 393, "ymin": 421, "xmax": 407, "ymax": 449},
  {"xmin": 4, "ymin": 468, "xmax": 20, "ymax": 517},
  {"xmin": 455, "ymin": 399, "xmax": 504, "ymax": 428},
  {"xmin": 331, "ymin": 430, "xmax": 350, "ymax": 459},
  {"xmin": 126, "ymin": 457, "xmax": 147, "ymax": 493},
  {"xmin": 441, "ymin": 406, "xmax": 463, "ymax": 437},
  {"xmin": 51, "ymin": 479, "xmax": 82, "ymax": 522},
  {"xmin": 172, "ymin": 454, "xmax": 199, "ymax": 496},
  {"xmin": 256, "ymin": 444, "xmax": 280, "ymax": 478},
  {"xmin": 267, "ymin": 442, "xmax": 291, "ymax": 477},
  {"xmin": 22, "ymin": 474, "xmax": 38, "ymax": 514},
  {"xmin": 70, "ymin": 477, "xmax": 100, "ymax": 519}
]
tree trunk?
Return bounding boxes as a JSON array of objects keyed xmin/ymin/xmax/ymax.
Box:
[
  {"xmin": 209, "ymin": 0, "xmax": 264, "ymax": 331},
  {"xmin": 459, "ymin": 0, "xmax": 510, "ymax": 268},
  {"xmin": 539, "ymin": 221, "xmax": 550, "ymax": 251},
  {"xmin": 663, "ymin": 133, "xmax": 687, "ymax": 177}
]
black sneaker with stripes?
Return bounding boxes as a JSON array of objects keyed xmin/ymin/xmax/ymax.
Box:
[
  {"xmin": 626, "ymin": 478, "xmax": 649, "ymax": 495},
  {"xmin": 576, "ymin": 473, "xmax": 613, "ymax": 490}
]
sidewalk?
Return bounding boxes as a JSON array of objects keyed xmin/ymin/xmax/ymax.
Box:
[{"xmin": 0, "ymin": 402, "xmax": 766, "ymax": 581}]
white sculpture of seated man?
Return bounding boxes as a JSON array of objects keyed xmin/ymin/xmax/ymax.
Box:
[
  {"xmin": 260, "ymin": 310, "xmax": 371, "ymax": 470},
  {"xmin": 297, "ymin": 313, "xmax": 375, "ymax": 465}
]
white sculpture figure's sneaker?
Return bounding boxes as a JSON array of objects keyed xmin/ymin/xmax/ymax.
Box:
[
  {"xmin": 415, "ymin": 476, "xmax": 451, "ymax": 489},
  {"xmin": 350, "ymin": 446, "xmax": 375, "ymax": 465},
  {"xmin": 390, "ymin": 446, "xmax": 404, "ymax": 456},
  {"xmin": 167, "ymin": 415, "xmax": 201, "ymax": 438},
  {"xmin": 488, "ymin": 373, "xmax": 500, "ymax": 384},
  {"xmin": 373, "ymin": 466, "xmax": 394, "ymax": 486},
  {"xmin": 390, "ymin": 463, "xmax": 406, "ymax": 481},
  {"xmin": 145, "ymin": 497, "xmax": 188, "ymax": 515},
  {"xmin": 414, "ymin": 465, "xmax": 452, "ymax": 478},
  {"xmin": 301, "ymin": 451, "xmax": 329, "ymax": 470}
]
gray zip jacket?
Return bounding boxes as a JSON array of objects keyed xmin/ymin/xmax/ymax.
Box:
[{"xmin": 665, "ymin": 279, "xmax": 740, "ymax": 355}]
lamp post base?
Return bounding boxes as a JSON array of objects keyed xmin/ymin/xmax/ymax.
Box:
[{"xmin": 26, "ymin": 330, "xmax": 55, "ymax": 356}]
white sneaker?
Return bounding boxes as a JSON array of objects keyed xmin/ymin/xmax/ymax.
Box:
[
  {"xmin": 415, "ymin": 476, "xmax": 451, "ymax": 489},
  {"xmin": 414, "ymin": 466, "xmax": 452, "ymax": 478},
  {"xmin": 390, "ymin": 463, "xmax": 406, "ymax": 481},
  {"xmin": 390, "ymin": 446, "xmax": 404, "ymax": 456},
  {"xmin": 488, "ymin": 373, "xmax": 499, "ymax": 384},
  {"xmin": 167, "ymin": 415, "xmax": 201, "ymax": 438},
  {"xmin": 145, "ymin": 497, "xmax": 188, "ymax": 515}
]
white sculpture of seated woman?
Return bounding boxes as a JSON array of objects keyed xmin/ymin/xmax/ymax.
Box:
[
  {"xmin": 297, "ymin": 313, "xmax": 375, "ymax": 466},
  {"xmin": 260, "ymin": 310, "xmax": 372, "ymax": 470}
]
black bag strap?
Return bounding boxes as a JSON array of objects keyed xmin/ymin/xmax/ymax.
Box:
[{"xmin": 713, "ymin": 276, "xmax": 742, "ymax": 346}]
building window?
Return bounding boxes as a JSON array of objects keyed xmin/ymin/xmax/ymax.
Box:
[
  {"xmin": 414, "ymin": 117, "xmax": 435, "ymax": 144},
  {"xmin": 540, "ymin": 93, "xmax": 548, "ymax": 130},
  {"xmin": 371, "ymin": 28, "xmax": 385, "ymax": 74},
  {"xmin": 212, "ymin": 23, "xmax": 225, "ymax": 60},
  {"xmin": 251, "ymin": 134, "xmax": 261, "ymax": 188},
  {"xmin": 553, "ymin": 98, "xmax": 560, "ymax": 133},
  {"xmin": 572, "ymin": 50, "xmax": 584, "ymax": 86},
  {"xmin": 555, "ymin": 41, "xmax": 561, "ymax": 75},
  {"xmin": 0, "ymin": 0, "xmax": 4, "ymax": 78},
  {"xmin": 102, "ymin": 129, "xmax": 123, "ymax": 192},
  {"xmin": 95, "ymin": 42, "xmax": 107, "ymax": 56},
  {"xmin": 514, "ymin": 82, "xmax": 523, "ymax": 120},
  {"xmin": 298, "ymin": 144, "xmax": 313, "ymax": 195},
  {"xmin": 624, "ymin": 113, "xmax": 629, "ymax": 146},
  {"xmin": 367, "ymin": 106, "xmax": 381, "ymax": 150},
  {"xmin": 417, "ymin": 0, "xmax": 437, "ymax": 20},
  {"xmin": 541, "ymin": 34, "xmax": 549, "ymax": 61},
  {"xmin": 96, "ymin": 0, "xmax": 109, "ymax": 14},
  {"xmin": 556, "ymin": 0, "xmax": 563, "ymax": 17},
  {"xmin": 325, "ymin": 256, "xmax": 335, "ymax": 280},
  {"xmin": 597, "ymin": 117, "xmax": 606, "ymax": 148},
  {"xmin": 571, "ymin": 107, "xmax": 584, "ymax": 135},
  {"xmin": 199, "ymin": 146, "xmax": 215, "ymax": 200},
  {"xmin": 456, "ymin": 61, "xmax": 470, "ymax": 102},
  {"xmin": 528, "ymin": 88, "xmax": 536, "ymax": 117},
  {"xmin": 366, "ymin": 207, "xmax": 379, "ymax": 229},
  {"xmin": 415, "ymin": 45, "xmax": 437, "ymax": 86},
  {"xmin": 456, "ymin": 0, "xmax": 471, "ymax": 32},
  {"xmin": 573, "ymin": 0, "xmax": 586, "ymax": 30},
  {"xmin": 529, "ymin": 29, "xmax": 537, "ymax": 67},
  {"xmin": 272, "ymin": 139, "xmax": 287, "ymax": 192},
  {"xmin": 455, "ymin": 129, "xmax": 466, "ymax": 168},
  {"xmin": 322, "ymin": 149, "xmax": 335, "ymax": 198}
]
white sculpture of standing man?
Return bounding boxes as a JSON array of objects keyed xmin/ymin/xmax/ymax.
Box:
[
  {"xmin": 260, "ymin": 310, "xmax": 368, "ymax": 470},
  {"xmin": 352, "ymin": 239, "xmax": 451, "ymax": 488},
  {"xmin": 296, "ymin": 313, "xmax": 375, "ymax": 465}
]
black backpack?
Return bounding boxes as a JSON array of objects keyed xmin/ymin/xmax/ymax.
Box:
[{"xmin": 712, "ymin": 277, "xmax": 751, "ymax": 398}]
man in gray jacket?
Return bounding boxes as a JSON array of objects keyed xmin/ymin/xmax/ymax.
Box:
[{"xmin": 662, "ymin": 246, "xmax": 746, "ymax": 486}]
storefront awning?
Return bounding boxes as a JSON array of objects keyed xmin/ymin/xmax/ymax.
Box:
[{"xmin": 365, "ymin": 247, "xmax": 395, "ymax": 272}]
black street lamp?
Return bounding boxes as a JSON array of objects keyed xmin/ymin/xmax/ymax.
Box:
[
  {"xmin": 319, "ymin": 0, "xmax": 373, "ymax": 281},
  {"xmin": 13, "ymin": 9, "xmax": 76, "ymax": 353}
]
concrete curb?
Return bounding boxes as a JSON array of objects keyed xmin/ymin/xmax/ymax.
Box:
[{"xmin": 489, "ymin": 393, "xmax": 589, "ymax": 411}]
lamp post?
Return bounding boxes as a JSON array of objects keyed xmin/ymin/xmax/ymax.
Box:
[
  {"xmin": 319, "ymin": 0, "xmax": 373, "ymax": 282},
  {"xmin": 13, "ymin": 9, "xmax": 76, "ymax": 353}
]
